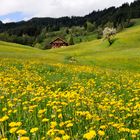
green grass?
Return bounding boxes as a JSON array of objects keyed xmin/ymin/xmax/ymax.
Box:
[
  {"xmin": 0, "ymin": 19, "xmax": 140, "ymax": 140},
  {"xmin": 0, "ymin": 19, "xmax": 140, "ymax": 71}
]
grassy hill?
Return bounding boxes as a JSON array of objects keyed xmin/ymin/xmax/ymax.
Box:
[
  {"xmin": 0, "ymin": 19, "xmax": 140, "ymax": 71},
  {"xmin": 0, "ymin": 19, "xmax": 140, "ymax": 140}
]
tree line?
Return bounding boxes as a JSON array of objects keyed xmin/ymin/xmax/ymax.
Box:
[{"xmin": 0, "ymin": 0, "xmax": 139, "ymax": 48}]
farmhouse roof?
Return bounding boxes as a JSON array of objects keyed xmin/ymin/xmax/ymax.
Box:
[{"xmin": 50, "ymin": 37, "xmax": 68, "ymax": 44}]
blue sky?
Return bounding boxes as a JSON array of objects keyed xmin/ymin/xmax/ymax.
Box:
[
  {"xmin": 0, "ymin": 12, "xmax": 25, "ymax": 23},
  {"xmin": 0, "ymin": 0, "xmax": 134, "ymax": 23}
]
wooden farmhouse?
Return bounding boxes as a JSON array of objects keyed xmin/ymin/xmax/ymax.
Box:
[{"xmin": 50, "ymin": 37, "xmax": 68, "ymax": 48}]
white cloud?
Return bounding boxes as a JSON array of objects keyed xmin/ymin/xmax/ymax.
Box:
[
  {"xmin": 2, "ymin": 18, "xmax": 14, "ymax": 23},
  {"xmin": 0, "ymin": 0, "xmax": 134, "ymax": 19}
]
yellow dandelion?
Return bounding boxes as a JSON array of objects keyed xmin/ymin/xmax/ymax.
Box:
[
  {"xmin": 131, "ymin": 135, "xmax": 136, "ymax": 138},
  {"xmin": 62, "ymin": 135, "xmax": 70, "ymax": 140},
  {"xmin": 9, "ymin": 122, "xmax": 17, "ymax": 127},
  {"xmin": 54, "ymin": 137, "xmax": 61, "ymax": 140},
  {"xmin": 10, "ymin": 127, "xmax": 18, "ymax": 133},
  {"xmin": 130, "ymin": 129, "xmax": 139, "ymax": 135},
  {"xmin": 9, "ymin": 122, "xmax": 22, "ymax": 127},
  {"xmin": 58, "ymin": 114, "xmax": 63, "ymax": 119},
  {"xmin": 0, "ymin": 115, "xmax": 9, "ymax": 122},
  {"xmin": 83, "ymin": 130, "xmax": 96, "ymax": 140},
  {"xmin": 50, "ymin": 121, "xmax": 57, "ymax": 129},
  {"xmin": 100, "ymin": 125, "xmax": 106, "ymax": 130},
  {"xmin": 16, "ymin": 122, "xmax": 22, "ymax": 127},
  {"xmin": 98, "ymin": 130, "xmax": 105, "ymax": 136},
  {"xmin": 38, "ymin": 109, "xmax": 46, "ymax": 114},
  {"xmin": 20, "ymin": 136, "xmax": 30, "ymax": 140},
  {"xmin": 59, "ymin": 130, "xmax": 65, "ymax": 135},
  {"xmin": 47, "ymin": 129, "xmax": 55, "ymax": 136},
  {"xmin": 42, "ymin": 118, "xmax": 49, "ymax": 122},
  {"xmin": 2, "ymin": 108, "xmax": 7, "ymax": 112},
  {"xmin": 30, "ymin": 127, "xmax": 39, "ymax": 133},
  {"xmin": 17, "ymin": 129, "xmax": 27, "ymax": 135},
  {"xmin": 59, "ymin": 122, "xmax": 65, "ymax": 127},
  {"xmin": 66, "ymin": 123, "xmax": 73, "ymax": 128},
  {"xmin": 1, "ymin": 138, "xmax": 8, "ymax": 140}
]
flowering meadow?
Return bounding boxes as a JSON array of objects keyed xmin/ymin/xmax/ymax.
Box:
[{"xmin": 0, "ymin": 59, "xmax": 140, "ymax": 140}]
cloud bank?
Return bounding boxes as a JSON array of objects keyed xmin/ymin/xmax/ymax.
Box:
[{"xmin": 0, "ymin": 0, "xmax": 134, "ymax": 22}]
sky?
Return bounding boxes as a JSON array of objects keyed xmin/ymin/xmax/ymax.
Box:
[{"xmin": 0, "ymin": 0, "xmax": 134, "ymax": 23}]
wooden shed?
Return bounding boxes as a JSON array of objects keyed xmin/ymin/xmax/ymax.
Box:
[{"xmin": 50, "ymin": 37, "xmax": 68, "ymax": 48}]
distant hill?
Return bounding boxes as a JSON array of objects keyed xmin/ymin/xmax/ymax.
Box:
[
  {"xmin": 0, "ymin": 0, "xmax": 140, "ymax": 47},
  {"xmin": 0, "ymin": 1, "xmax": 140, "ymax": 36},
  {"xmin": 0, "ymin": 18, "xmax": 140, "ymax": 71}
]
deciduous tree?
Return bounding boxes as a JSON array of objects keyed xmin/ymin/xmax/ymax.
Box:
[{"xmin": 103, "ymin": 27, "xmax": 116, "ymax": 46}]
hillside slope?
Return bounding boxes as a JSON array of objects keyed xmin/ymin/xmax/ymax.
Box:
[
  {"xmin": 0, "ymin": 21, "xmax": 140, "ymax": 140},
  {"xmin": 0, "ymin": 19, "xmax": 140, "ymax": 71}
]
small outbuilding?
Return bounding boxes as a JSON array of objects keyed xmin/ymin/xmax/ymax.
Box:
[{"xmin": 50, "ymin": 37, "xmax": 68, "ymax": 48}]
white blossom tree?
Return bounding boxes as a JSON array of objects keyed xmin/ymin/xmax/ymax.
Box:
[{"xmin": 103, "ymin": 27, "xmax": 117, "ymax": 46}]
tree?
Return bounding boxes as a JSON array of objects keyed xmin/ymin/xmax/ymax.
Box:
[
  {"xmin": 65, "ymin": 28, "xmax": 70, "ymax": 34},
  {"xmin": 69, "ymin": 34, "xmax": 74, "ymax": 45},
  {"xmin": 114, "ymin": 3, "xmax": 130, "ymax": 29},
  {"xmin": 0, "ymin": 21, "xmax": 3, "ymax": 25},
  {"xmin": 130, "ymin": 0, "xmax": 140, "ymax": 18},
  {"xmin": 103, "ymin": 27, "xmax": 116, "ymax": 46},
  {"xmin": 85, "ymin": 21, "xmax": 95, "ymax": 32},
  {"xmin": 104, "ymin": 22, "xmax": 114, "ymax": 28},
  {"xmin": 36, "ymin": 27, "xmax": 47, "ymax": 43},
  {"xmin": 97, "ymin": 27, "xmax": 103, "ymax": 39}
]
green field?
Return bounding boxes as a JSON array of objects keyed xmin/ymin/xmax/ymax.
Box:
[
  {"xmin": 0, "ymin": 19, "xmax": 140, "ymax": 71},
  {"xmin": 0, "ymin": 20, "xmax": 140, "ymax": 140}
]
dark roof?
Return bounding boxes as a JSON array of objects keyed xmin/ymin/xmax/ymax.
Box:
[{"xmin": 50, "ymin": 37, "xmax": 68, "ymax": 44}]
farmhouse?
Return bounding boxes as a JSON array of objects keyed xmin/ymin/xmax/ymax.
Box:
[{"xmin": 50, "ymin": 37, "xmax": 68, "ymax": 48}]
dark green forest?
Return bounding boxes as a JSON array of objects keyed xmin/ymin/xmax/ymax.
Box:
[{"xmin": 0, "ymin": 0, "xmax": 140, "ymax": 49}]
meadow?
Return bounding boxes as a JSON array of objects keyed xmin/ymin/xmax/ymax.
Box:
[{"xmin": 0, "ymin": 20, "xmax": 140, "ymax": 140}]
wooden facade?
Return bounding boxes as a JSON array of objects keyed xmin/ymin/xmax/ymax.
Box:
[{"xmin": 50, "ymin": 37, "xmax": 68, "ymax": 48}]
